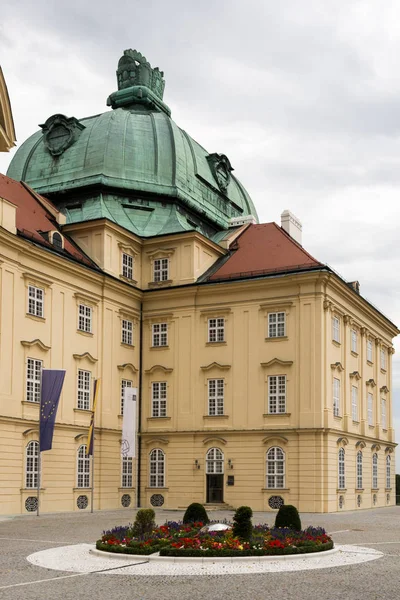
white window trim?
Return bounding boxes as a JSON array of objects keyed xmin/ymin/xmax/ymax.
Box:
[
  {"xmin": 386, "ymin": 455, "xmax": 391, "ymax": 489},
  {"xmin": 77, "ymin": 445, "xmax": 90, "ymax": 488},
  {"xmin": 268, "ymin": 312, "xmax": 286, "ymax": 338},
  {"xmin": 122, "ymin": 252, "xmax": 134, "ymax": 280},
  {"xmin": 367, "ymin": 339, "xmax": 373, "ymax": 362},
  {"xmin": 372, "ymin": 453, "xmax": 378, "ymax": 489},
  {"xmin": 367, "ymin": 392, "xmax": 373, "ymax": 426},
  {"xmin": 338, "ymin": 448, "xmax": 345, "ymax": 489},
  {"xmin": 381, "ymin": 348, "xmax": 387, "ymax": 370},
  {"xmin": 333, "ymin": 378, "xmax": 340, "ymax": 417},
  {"xmin": 149, "ymin": 448, "xmax": 165, "ymax": 487},
  {"xmin": 381, "ymin": 398, "xmax": 387, "ymax": 429},
  {"xmin": 332, "ymin": 316, "xmax": 340, "ymax": 343},
  {"xmin": 77, "ymin": 369, "xmax": 91, "ymax": 410},
  {"xmin": 152, "ymin": 323, "xmax": 168, "ymax": 347},
  {"xmin": 356, "ymin": 451, "xmax": 363, "ymax": 489},
  {"xmin": 121, "ymin": 319, "xmax": 133, "ymax": 346},
  {"xmin": 266, "ymin": 446, "xmax": 285, "ymax": 489},
  {"xmin": 208, "ymin": 317, "xmax": 225, "ymax": 343},
  {"xmin": 120, "ymin": 379, "xmax": 133, "ymax": 415},
  {"xmin": 208, "ymin": 378, "xmax": 224, "ymax": 416},
  {"xmin": 351, "ymin": 329, "xmax": 357, "ymax": 353},
  {"xmin": 26, "ymin": 358, "xmax": 42, "ymax": 403},
  {"xmin": 206, "ymin": 447, "xmax": 224, "ymax": 474},
  {"xmin": 121, "ymin": 456, "xmax": 133, "ymax": 488},
  {"xmin": 152, "ymin": 381, "xmax": 167, "ymax": 418},
  {"xmin": 25, "ymin": 440, "xmax": 39, "ymax": 488},
  {"xmin": 351, "ymin": 385, "xmax": 358, "ymax": 422},
  {"xmin": 27, "ymin": 285, "xmax": 44, "ymax": 318},
  {"xmin": 78, "ymin": 303, "xmax": 92, "ymax": 333},
  {"xmin": 153, "ymin": 258, "xmax": 169, "ymax": 282},
  {"xmin": 268, "ymin": 375, "xmax": 286, "ymax": 414}
]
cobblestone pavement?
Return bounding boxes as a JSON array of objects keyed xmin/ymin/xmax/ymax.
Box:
[{"xmin": 0, "ymin": 507, "xmax": 399, "ymax": 600}]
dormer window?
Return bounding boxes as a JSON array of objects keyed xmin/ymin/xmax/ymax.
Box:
[{"xmin": 154, "ymin": 258, "xmax": 169, "ymax": 282}]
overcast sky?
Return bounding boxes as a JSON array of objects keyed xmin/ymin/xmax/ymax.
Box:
[{"xmin": 2, "ymin": 1, "xmax": 400, "ymax": 467}]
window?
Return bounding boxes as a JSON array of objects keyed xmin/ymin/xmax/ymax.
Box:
[
  {"xmin": 78, "ymin": 304, "xmax": 92, "ymax": 333},
  {"xmin": 381, "ymin": 399, "xmax": 387, "ymax": 429},
  {"xmin": 351, "ymin": 329, "xmax": 357, "ymax": 353},
  {"xmin": 120, "ymin": 379, "xmax": 132, "ymax": 415},
  {"xmin": 152, "ymin": 323, "xmax": 168, "ymax": 347},
  {"xmin": 266, "ymin": 447, "xmax": 285, "ymax": 488},
  {"xmin": 367, "ymin": 339, "xmax": 373, "ymax": 362},
  {"xmin": 152, "ymin": 382, "xmax": 167, "ymax": 417},
  {"xmin": 28, "ymin": 285, "xmax": 44, "ymax": 318},
  {"xmin": 268, "ymin": 375, "xmax": 286, "ymax": 414},
  {"xmin": 77, "ymin": 369, "xmax": 91, "ymax": 410},
  {"xmin": 26, "ymin": 358, "xmax": 42, "ymax": 403},
  {"xmin": 356, "ymin": 451, "xmax": 363, "ymax": 489},
  {"xmin": 381, "ymin": 348, "xmax": 387, "ymax": 370},
  {"xmin": 338, "ymin": 448, "xmax": 345, "ymax": 489},
  {"xmin": 333, "ymin": 378, "xmax": 340, "ymax": 417},
  {"xmin": 122, "ymin": 253, "xmax": 133, "ymax": 280},
  {"xmin": 268, "ymin": 312, "xmax": 286, "ymax": 338},
  {"xmin": 25, "ymin": 441, "xmax": 39, "ymax": 488},
  {"xmin": 368, "ymin": 392, "xmax": 373, "ymax": 426},
  {"xmin": 149, "ymin": 448, "xmax": 165, "ymax": 487},
  {"xmin": 122, "ymin": 456, "xmax": 133, "ymax": 488},
  {"xmin": 77, "ymin": 445, "xmax": 90, "ymax": 488},
  {"xmin": 208, "ymin": 318, "xmax": 225, "ymax": 343},
  {"xmin": 351, "ymin": 386, "xmax": 358, "ymax": 422},
  {"xmin": 208, "ymin": 379, "xmax": 224, "ymax": 416},
  {"xmin": 206, "ymin": 447, "xmax": 224, "ymax": 474},
  {"xmin": 153, "ymin": 258, "xmax": 169, "ymax": 282},
  {"xmin": 372, "ymin": 453, "xmax": 378, "ymax": 489},
  {"xmin": 386, "ymin": 455, "xmax": 391, "ymax": 489},
  {"xmin": 122, "ymin": 319, "xmax": 133, "ymax": 345},
  {"xmin": 332, "ymin": 316, "xmax": 340, "ymax": 342}
]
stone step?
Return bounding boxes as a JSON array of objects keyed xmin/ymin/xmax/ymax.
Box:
[{"xmin": 203, "ymin": 503, "xmax": 235, "ymax": 511}]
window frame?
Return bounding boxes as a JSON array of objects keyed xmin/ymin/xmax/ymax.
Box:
[
  {"xmin": 351, "ymin": 329, "xmax": 357, "ymax": 353},
  {"xmin": 268, "ymin": 312, "xmax": 286, "ymax": 338},
  {"xmin": 120, "ymin": 379, "xmax": 133, "ymax": 415},
  {"xmin": 367, "ymin": 339, "xmax": 373, "ymax": 362},
  {"xmin": 77, "ymin": 445, "xmax": 90, "ymax": 488},
  {"xmin": 121, "ymin": 318, "xmax": 133, "ymax": 346},
  {"xmin": 77, "ymin": 369, "xmax": 91, "ymax": 411},
  {"xmin": 266, "ymin": 446, "xmax": 285, "ymax": 489},
  {"xmin": 356, "ymin": 450, "xmax": 363, "ymax": 489},
  {"xmin": 26, "ymin": 358, "xmax": 42, "ymax": 403},
  {"xmin": 381, "ymin": 348, "xmax": 387, "ymax": 370},
  {"xmin": 78, "ymin": 303, "xmax": 92, "ymax": 333},
  {"xmin": 372, "ymin": 453, "xmax": 378, "ymax": 489},
  {"xmin": 208, "ymin": 317, "xmax": 225, "ymax": 343},
  {"xmin": 153, "ymin": 258, "xmax": 169, "ymax": 282},
  {"xmin": 338, "ymin": 447, "xmax": 345, "ymax": 489},
  {"xmin": 206, "ymin": 447, "xmax": 224, "ymax": 474},
  {"xmin": 25, "ymin": 440, "xmax": 39, "ymax": 488},
  {"xmin": 381, "ymin": 398, "xmax": 387, "ymax": 429},
  {"xmin": 27, "ymin": 285, "xmax": 44, "ymax": 318},
  {"xmin": 332, "ymin": 316, "xmax": 340, "ymax": 343},
  {"xmin": 122, "ymin": 455, "xmax": 133, "ymax": 488},
  {"xmin": 122, "ymin": 252, "xmax": 134, "ymax": 280},
  {"xmin": 151, "ymin": 381, "xmax": 167, "ymax": 418},
  {"xmin": 351, "ymin": 385, "xmax": 358, "ymax": 422},
  {"xmin": 367, "ymin": 392, "xmax": 373, "ymax": 426},
  {"xmin": 268, "ymin": 375, "xmax": 286, "ymax": 414},
  {"xmin": 152, "ymin": 323, "xmax": 168, "ymax": 347},
  {"xmin": 333, "ymin": 377, "xmax": 340, "ymax": 417},
  {"xmin": 208, "ymin": 378, "xmax": 224, "ymax": 416},
  {"xmin": 386, "ymin": 455, "xmax": 391, "ymax": 489},
  {"xmin": 149, "ymin": 448, "xmax": 165, "ymax": 487}
]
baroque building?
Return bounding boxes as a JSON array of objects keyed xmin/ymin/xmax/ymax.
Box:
[{"xmin": 0, "ymin": 50, "xmax": 397, "ymax": 515}]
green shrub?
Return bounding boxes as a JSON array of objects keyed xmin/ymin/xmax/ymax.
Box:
[
  {"xmin": 132, "ymin": 508, "xmax": 156, "ymax": 537},
  {"xmin": 274, "ymin": 505, "xmax": 301, "ymax": 531},
  {"xmin": 232, "ymin": 505, "xmax": 253, "ymax": 541},
  {"xmin": 183, "ymin": 503, "xmax": 209, "ymax": 524}
]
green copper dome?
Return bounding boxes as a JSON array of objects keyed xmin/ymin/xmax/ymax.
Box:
[{"xmin": 7, "ymin": 49, "xmax": 258, "ymax": 238}]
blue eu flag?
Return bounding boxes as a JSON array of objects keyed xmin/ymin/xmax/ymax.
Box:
[{"xmin": 40, "ymin": 370, "xmax": 66, "ymax": 452}]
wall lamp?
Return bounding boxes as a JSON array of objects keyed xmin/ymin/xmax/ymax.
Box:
[
  {"xmin": 194, "ymin": 459, "xmax": 200, "ymax": 470},
  {"xmin": 228, "ymin": 459, "xmax": 234, "ymax": 469}
]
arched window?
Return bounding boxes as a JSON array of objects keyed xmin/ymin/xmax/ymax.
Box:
[
  {"xmin": 386, "ymin": 455, "xmax": 391, "ymax": 489},
  {"xmin": 122, "ymin": 456, "xmax": 133, "ymax": 488},
  {"xmin": 206, "ymin": 448, "xmax": 224, "ymax": 474},
  {"xmin": 149, "ymin": 449, "xmax": 165, "ymax": 487},
  {"xmin": 356, "ymin": 451, "xmax": 363, "ymax": 489},
  {"xmin": 266, "ymin": 447, "xmax": 285, "ymax": 489},
  {"xmin": 25, "ymin": 441, "xmax": 39, "ymax": 488},
  {"xmin": 338, "ymin": 448, "xmax": 345, "ymax": 489},
  {"xmin": 77, "ymin": 445, "xmax": 90, "ymax": 488},
  {"xmin": 372, "ymin": 453, "xmax": 378, "ymax": 489}
]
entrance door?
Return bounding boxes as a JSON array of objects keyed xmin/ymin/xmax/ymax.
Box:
[
  {"xmin": 206, "ymin": 474, "xmax": 224, "ymax": 503},
  {"xmin": 206, "ymin": 447, "xmax": 224, "ymax": 503}
]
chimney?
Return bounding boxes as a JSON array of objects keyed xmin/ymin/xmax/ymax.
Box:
[{"xmin": 281, "ymin": 210, "xmax": 302, "ymax": 245}]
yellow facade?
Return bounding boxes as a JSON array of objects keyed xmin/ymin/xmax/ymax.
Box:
[{"xmin": 0, "ymin": 211, "xmax": 397, "ymax": 515}]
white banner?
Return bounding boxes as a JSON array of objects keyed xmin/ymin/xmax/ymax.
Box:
[{"xmin": 121, "ymin": 387, "xmax": 137, "ymax": 458}]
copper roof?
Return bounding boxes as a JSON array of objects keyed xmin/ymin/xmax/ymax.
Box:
[
  {"xmin": 208, "ymin": 223, "xmax": 323, "ymax": 281},
  {"xmin": 0, "ymin": 173, "xmax": 97, "ymax": 268}
]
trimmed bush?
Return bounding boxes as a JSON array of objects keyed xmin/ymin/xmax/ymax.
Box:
[
  {"xmin": 274, "ymin": 505, "xmax": 301, "ymax": 531},
  {"xmin": 132, "ymin": 508, "xmax": 156, "ymax": 537},
  {"xmin": 183, "ymin": 503, "xmax": 209, "ymax": 524},
  {"xmin": 232, "ymin": 505, "xmax": 253, "ymax": 541}
]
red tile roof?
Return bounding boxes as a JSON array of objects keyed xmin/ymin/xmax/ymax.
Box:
[
  {"xmin": 208, "ymin": 223, "xmax": 323, "ymax": 281},
  {"xmin": 0, "ymin": 173, "xmax": 97, "ymax": 268}
]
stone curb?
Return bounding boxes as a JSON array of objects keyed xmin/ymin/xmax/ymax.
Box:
[{"xmin": 90, "ymin": 545, "xmax": 339, "ymax": 564}]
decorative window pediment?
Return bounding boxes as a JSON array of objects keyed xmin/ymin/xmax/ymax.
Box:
[
  {"xmin": 22, "ymin": 272, "xmax": 52, "ymax": 288},
  {"xmin": 350, "ymin": 371, "xmax": 361, "ymax": 380},
  {"xmin": 21, "ymin": 339, "xmax": 51, "ymax": 352},
  {"xmin": 331, "ymin": 362, "xmax": 344, "ymax": 372},
  {"xmin": 262, "ymin": 435, "xmax": 288, "ymax": 446},
  {"xmin": 74, "ymin": 292, "xmax": 99, "ymax": 307},
  {"xmin": 259, "ymin": 301, "xmax": 293, "ymax": 311},
  {"xmin": 73, "ymin": 352, "xmax": 98, "ymax": 364},
  {"xmin": 146, "ymin": 247, "xmax": 176, "ymax": 260},
  {"xmin": 23, "ymin": 428, "xmax": 39, "ymax": 437},
  {"xmin": 202, "ymin": 436, "xmax": 227, "ymax": 446},
  {"xmin": 355, "ymin": 440, "xmax": 366, "ymax": 449},
  {"xmin": 145, "ymin": 365, "xmax": 173, "ymax": 374},
  {"xmin": 201, "ymin": 362, "xmax": 231, "ymax": 371},
  {"xmin": 337, "ymin": 436, "xmax": 349, "ymax": 447},
  {"xmin": 380, "ymin": 386, "xmax": 389, "ymax": 394},
  {"xmin": 371, "ymin": 443, "xmax": 381, "ymax": 452},
  {"xmin": 385, "ymin": 446, "xmax": 394, "ymax": 454},
  {"xmin": 145, "ymin": 437, "xmax": 169, "ymax": 446},
  {"xmin": 261, "ymin": 359, "xmax": 293, "ymax": 368},
  {"xmin": 117, "ymin": 363, "xmax": 138, "ymax": 374},
  {"xmin": 366, "ymin": 379, "xmax": 376, "ymax": 387}
]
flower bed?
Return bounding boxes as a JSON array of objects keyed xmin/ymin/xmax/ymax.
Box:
[{"xmin": 96, "ymin": 521, "xmax": 333, "ymax": 557}]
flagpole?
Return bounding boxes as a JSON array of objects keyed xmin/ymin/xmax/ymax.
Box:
[{"xmin": 37, "ymin": 369, "xmax": 42, "ymax": 517}]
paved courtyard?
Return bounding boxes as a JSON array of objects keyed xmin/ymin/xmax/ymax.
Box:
[{"xmin": 0, "ymin": 506, "xmax": 399, "ymax": 600}]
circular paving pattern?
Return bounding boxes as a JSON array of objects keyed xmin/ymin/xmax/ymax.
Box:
[{"xmin": 27, "ymin": 543, "xmax": 383, "ymax": 576}]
